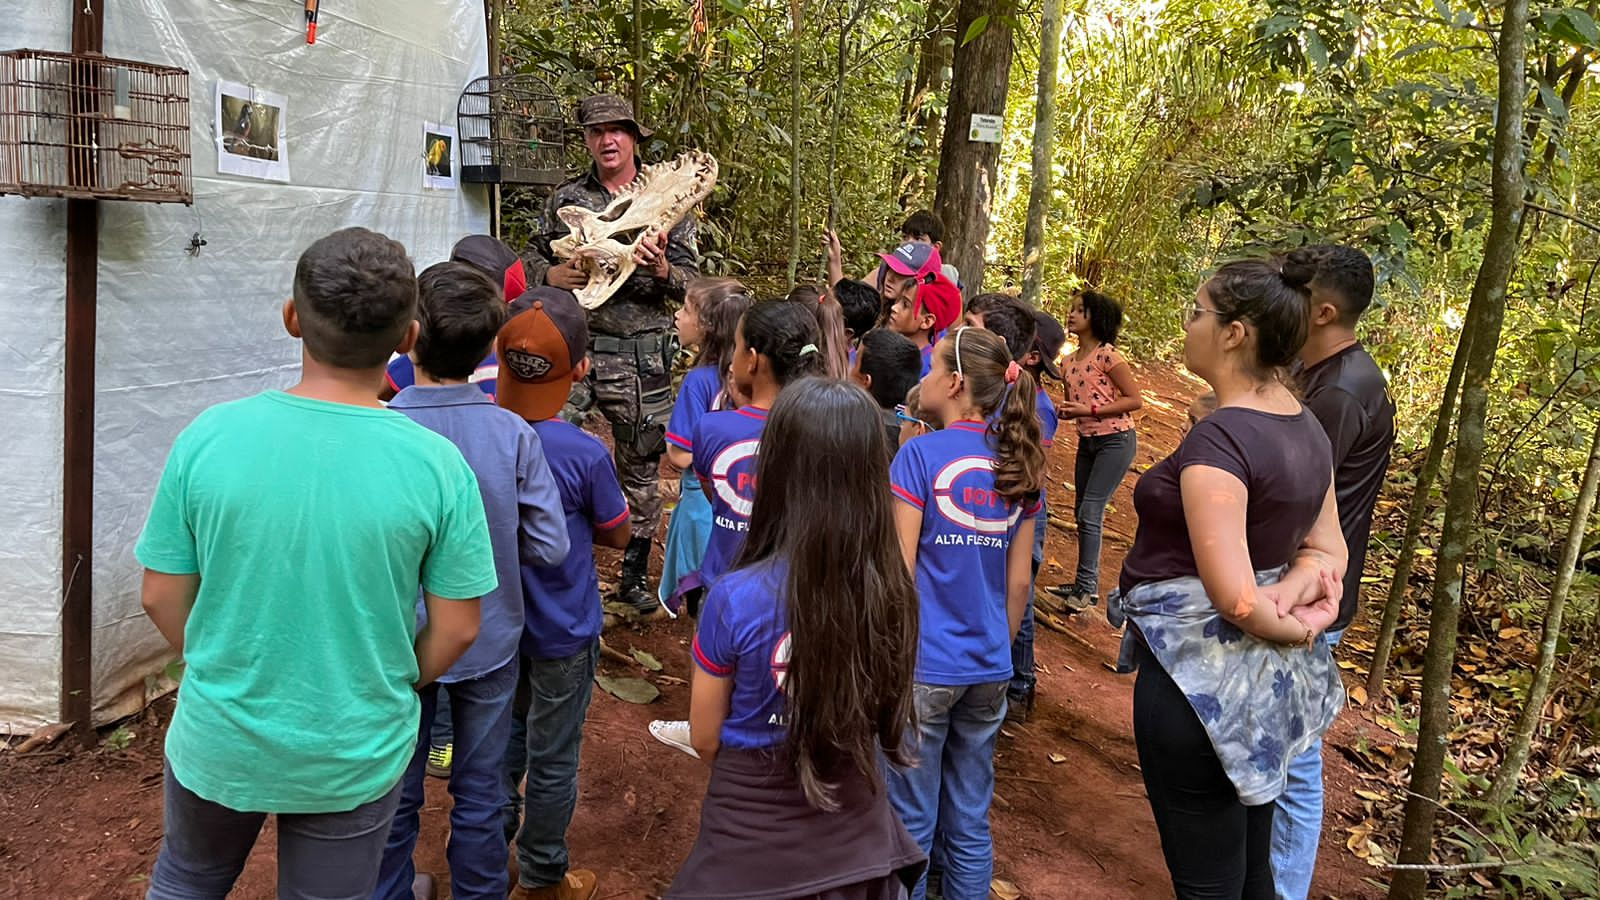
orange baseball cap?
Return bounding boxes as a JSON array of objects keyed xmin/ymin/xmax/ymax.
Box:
[{"xmin": 496, "ymin": 287, "xmax": 588, "ymax": 421}]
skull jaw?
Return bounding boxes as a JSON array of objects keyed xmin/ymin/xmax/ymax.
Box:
[{"xmin": 571, "ymin": 240, "xmax": 638, "ymax": 310}]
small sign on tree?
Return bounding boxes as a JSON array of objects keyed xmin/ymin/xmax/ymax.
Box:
[{"xmin": 969, "ymin": 113, "xmax": 1003, "ymax": 143}]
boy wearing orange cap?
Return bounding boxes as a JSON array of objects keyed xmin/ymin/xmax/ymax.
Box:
[{"xmin": 497, "ymin": 288, "xmax": 633, "ymax": 900}]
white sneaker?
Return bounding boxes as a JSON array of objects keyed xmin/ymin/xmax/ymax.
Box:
[{"xmin": 649, "ymin": 719, "xmax": 698, "ymax": 758}]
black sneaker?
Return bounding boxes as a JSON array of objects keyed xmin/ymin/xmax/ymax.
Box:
[{"xmin": 1004, "ymin": 686, "xmax": 1035, "ymax": 724}]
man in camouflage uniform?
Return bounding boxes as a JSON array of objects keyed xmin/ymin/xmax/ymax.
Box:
[{"xmin": 522, "ymin": 94, "xmax": 699, "ymax": 619}]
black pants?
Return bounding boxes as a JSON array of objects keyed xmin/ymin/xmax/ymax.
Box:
[{"xmin": 1133, "ymin": 643, "xmax": 1274, "ymax": 900}]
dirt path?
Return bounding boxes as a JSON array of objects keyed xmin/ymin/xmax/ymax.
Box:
[{"xmin": 0, "ymin": 360, "xmax": 1385, "ymax": 899}]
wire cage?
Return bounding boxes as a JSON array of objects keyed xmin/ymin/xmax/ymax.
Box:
[
  {"xmin": 0, "ymin": 49, "xmax": 191, "ymax": 204},
  {"xmin": 457, "ymin": 74, "xmax": 569, "ymax": 186}
]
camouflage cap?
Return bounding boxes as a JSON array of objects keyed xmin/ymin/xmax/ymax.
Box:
[{"xmin": 576, "ymin": 93, "xmax": 655, "ymax": 139}]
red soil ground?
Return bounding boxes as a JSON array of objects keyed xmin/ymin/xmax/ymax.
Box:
[{"xmin": 0, "ymin": 360, "xmax": 1386, "ymax": 899}]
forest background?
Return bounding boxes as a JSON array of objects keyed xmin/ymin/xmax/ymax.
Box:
[{"xmin": 492, "ymin": 0, "xmax": 1600, "ymax": 895}]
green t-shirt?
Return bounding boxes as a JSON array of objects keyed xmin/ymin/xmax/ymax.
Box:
[{"xmin": 135, "ymin": 391, "xmax": 498, "ymax": 813}]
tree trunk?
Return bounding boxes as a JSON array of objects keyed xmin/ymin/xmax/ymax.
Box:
[
  {"xmin": 785, "ymin": 0, "xmax": 805, "ymax": 289},
  {"xmin": 821, "ymin": 0, "xmax": 868, "ymax": 283},
  {"xmin": 1389, "ymin": 2, "xmax": 1529, "ymax": 896},
  {"xmin": 1020, "ymin": 0, "xmax": 1063, "ymax": 306},
  {"xmin": 1485, "ymin": 418, "xmax": 1600, "ymax": 806},
  {"xmin": 631, "ymin": 0, "xmax": 644, "ymax": 117},
  {"xmin": 901, "ymin": 0, "xmax": 955, "ymax": 208},
  {"xmin": 1365, "ymin": 325, "xmax": 1473, "ymax": 702},
  {"xmin": 933, "ymin": 0, "xmax": 1014, "ymax": 295}
]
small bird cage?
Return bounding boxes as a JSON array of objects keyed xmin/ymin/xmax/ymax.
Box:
[
  {"xmin": 457, "ymin": 74, "xmax": 568, "ymax": 186},
  {"xmin": 0, "ymin": 49, "xmax": 191, "ymax": 204}
]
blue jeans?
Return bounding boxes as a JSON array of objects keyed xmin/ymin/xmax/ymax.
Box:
[
  {"xmin": 887, "ymin": 681, "xmax": 1008, "ymax": 900},
  {"xmin": 431, "ymin": 689, "xmax": 453, "ymax": 747},
  {"xmin": 1009, "ymin": 501, "xmax": 1048, "ymax": 700},
  {"xmin": 504, "ymin": 642, "xmax": 599, "ymax": 889},
  {"xmin": 374, "ymin": 659, "xmax": 519, "ymax": 900},
  {"xmin": 1073, "ymin": 429, "xmax": 1137, "ymax": 596},
  {"xmin": 1270, "ymin": 629, "xmax": 1344, "ymax": 900},
  {"xmin": 147, "ymin": 758, "xmax": 401, "ymax": 899}
]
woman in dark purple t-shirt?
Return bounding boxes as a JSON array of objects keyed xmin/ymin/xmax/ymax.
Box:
[{"xmin": 1119, "ymin": 258, "xmax": 1348, "ymax": 899}]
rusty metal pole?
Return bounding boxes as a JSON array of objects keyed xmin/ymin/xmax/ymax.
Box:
[{"xmin": 61, "ymin": 0, "xmax": 103, "ymax": 744}]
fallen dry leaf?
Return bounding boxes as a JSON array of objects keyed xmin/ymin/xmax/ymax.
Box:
[
  {"xmin": 594, "ymin": 674, "xmax": 660, "ymax": 705},
  {"xmin": 990, "ymin": 878, "xmax": 1022, "ymax": 900},
  {"xmin": 1349, "ymin": 685, "xmax": 1368, "ymax": 706},
  {"xmin": 1048, "ymin": 753, "xmax": 1067, "ymax": 764}
]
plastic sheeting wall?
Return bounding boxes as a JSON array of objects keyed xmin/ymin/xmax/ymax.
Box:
[{"xmin": 0, "ymin": 0, "xmax": 490, "ymax": 732}]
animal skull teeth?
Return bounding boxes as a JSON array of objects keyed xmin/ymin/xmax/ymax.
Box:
[{"xmin": 551, "ymin": 150, "xmax": 719, "ymax": 309}]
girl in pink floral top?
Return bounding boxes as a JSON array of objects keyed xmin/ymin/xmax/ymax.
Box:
[{"xmin": 1045, "ymin": 290, "xmax": 1143, "ymax": 613}]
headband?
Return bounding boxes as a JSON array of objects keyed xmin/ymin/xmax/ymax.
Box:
[{"xmin": 953, "ymin": 327, "xmax": 967, "ymax": 380}]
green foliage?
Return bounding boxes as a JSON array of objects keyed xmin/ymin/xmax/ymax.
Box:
[
  {"xmin": 103, "ymin": 726, "xmax": 134, "ymax": 752},
  {"xmin": 1434, "ymin": 781, "xmax": 1600, "ymax": 898},
  {"xmin": 500, "ymin": 0, "xmax": 936, "ymax": 295}
]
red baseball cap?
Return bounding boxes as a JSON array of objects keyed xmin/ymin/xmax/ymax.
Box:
[{"xmin": 917, "ymin": 274, "xmax": 963, "ymax": 335}]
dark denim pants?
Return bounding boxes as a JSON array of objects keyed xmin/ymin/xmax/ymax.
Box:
[
  {"xmin": 1008, "ymin": 501, "xmax": 1047, "ymax": 701},
  {"xmin": 502, "ymin": 642, "xmax": 600, "ymax": 889},
  {"xmin": 886, "ymin": 681, "xmax": 1009, "ymax": 900},
  {"xmin": 1073, "ymin": 428, "xmax": 1137, "ymax": 596},
  {"xmin": 146, "ymin": 759, "xmax": 401, "ymax": 900},
  {"xmin": 373, "ymin": 659, "xmax": 519, "ymax": 900}
]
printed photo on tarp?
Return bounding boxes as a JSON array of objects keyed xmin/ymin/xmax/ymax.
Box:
[
  {"xmin": 216, "ymin": 81, "xmax": 290, "ymax": 182},
  {"xmin": 423, "ymin": 122, "xmax": 458, "ymax": 190}
]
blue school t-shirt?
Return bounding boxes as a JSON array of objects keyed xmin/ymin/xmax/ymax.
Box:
[
  {"xmin": 692, "ymin": 406, "xmax": 768, "ymax": 586},
  {"xmin": 387, "ymin": 354, "xmax": 500, "ymax": 399},
  {"xmin": 890, "ymin": 420, "xmax": 1042, "ymax": 685},
  {"xmin": 919, "ymin": 342, "xmax": 934, "ymax": 377},
  {"xmin": 520, "ymin": 418, "xmax": 630, "ymax": 660},
  {"xmin": 692, "ymin": 561, "xmax": 791, "ymax": 750},
  {"xmin": 1036, "ymin": 387, "xmax": 1059, "ymax": 448},
  {"xmin": 665, "ymin": 365, "xmax": 722, "ymax": 453}
]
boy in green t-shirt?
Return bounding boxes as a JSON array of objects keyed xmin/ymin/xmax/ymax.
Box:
[{"xmin": 136, "ymin": 227, "xmax": 498, "ymax": 899}]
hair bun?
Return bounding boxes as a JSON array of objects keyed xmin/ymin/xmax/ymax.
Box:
[{"xmin": 1279, "ymin": 251, "xmax": 1316, "ymax": 291}]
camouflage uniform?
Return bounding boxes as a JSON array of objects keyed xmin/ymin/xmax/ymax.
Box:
[{"xmin": 523, "ymin": 165, "xmax": 699, "ymax": 544}]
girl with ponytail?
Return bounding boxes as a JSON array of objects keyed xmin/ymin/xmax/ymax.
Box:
[
  {"xmin": 648, "ymin": 302, "xmax": 827, "ymax": 757},
  {"xmin": 660, "ymin": 279, "xmax": 756, "ymax": 611},
  {"xmin": 686, "ymin": 301, "xmax": 824, "ymax": 598},
  {"xmin": 885, "ymin": 326, "xmax": 1044, "ymax": 900},
  {"xmin": 666, "ymin": 378, "xmax": 926, "ymax": 899}
]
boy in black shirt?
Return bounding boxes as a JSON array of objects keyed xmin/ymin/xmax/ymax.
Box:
[{"xmin": 1272, "ymin": 244, "xmax": 1396, "ymax": 900}]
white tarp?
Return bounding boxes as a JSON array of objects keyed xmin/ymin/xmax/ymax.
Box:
[{"xmin": 1, "ymin": 0, "xmax": 490, "ymax": 732}]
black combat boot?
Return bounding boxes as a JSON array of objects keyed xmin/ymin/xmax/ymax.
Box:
[{"xmin": 620, "ymin": 536, "xmax": 663, "ymax": 620}]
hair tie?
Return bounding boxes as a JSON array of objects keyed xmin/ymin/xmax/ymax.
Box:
[
  {"xmin": 1005, "ymin": 360, "xmax": 1021, "ymax": 384},
  {"xmin": 799, "ymin": 343, "xmax": 819, "ymax": 357}
]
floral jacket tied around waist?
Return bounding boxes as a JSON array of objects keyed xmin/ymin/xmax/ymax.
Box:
[{"xmin": 1118, "ymin": 566, "xmax": 1345, "ymax": 806}]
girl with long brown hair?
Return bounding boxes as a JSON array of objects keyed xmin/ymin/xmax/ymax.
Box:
[
  {"xmin": 886, "ymin": 326, "xmax": 1045, "ymax": 900},
  {"xmin": 667, "ymin": 377, "xmax": 926, "ymax": 899}
]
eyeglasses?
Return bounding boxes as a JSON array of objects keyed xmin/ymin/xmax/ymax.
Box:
[
  {"xmin": 895, "ymin": 405, "xmax": 932, "ymax": 431},
  {"xmin": 1187, "ymin": 305, "xmax": 1221, "ymax": 322}
]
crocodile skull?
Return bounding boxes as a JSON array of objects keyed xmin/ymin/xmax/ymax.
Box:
[{"xmin": 550, "ymin": 150, "xmax": 719, "ymax": 309}]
